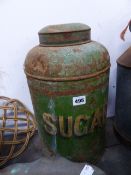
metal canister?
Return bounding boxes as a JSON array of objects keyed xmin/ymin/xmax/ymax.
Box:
[
  {"xmin": 114, "ymin": 47, "xmax": 131, "ymax": 143},
  {"xmin": 24, "ymin": 23, "xmax": 110, "ymax": 162}
]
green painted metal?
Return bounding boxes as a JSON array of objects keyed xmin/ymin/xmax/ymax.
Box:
[{"xmin": 24, "ymin": 23, "xmax": 110, "ymax": 163}]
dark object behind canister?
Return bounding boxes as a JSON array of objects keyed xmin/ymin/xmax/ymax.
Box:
[
  {"xmin": 24, "ymin": 23, "xmax": 110, "ymax": 162},
  {"xmin": 114, "ymin": 47, "xmax": 131, "ymax": 142},
  {"xmin": 129, "ymin": 20, "xmax": 131, "ymax": 32}
]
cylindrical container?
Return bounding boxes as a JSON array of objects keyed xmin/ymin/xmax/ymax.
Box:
[
  {"xmin": 114, "ymin": 47, "xmax": 131, "ymax": 143},
  {"xmin": 24, "ymin": 23, "xmax": 110, "ymax": 162}
]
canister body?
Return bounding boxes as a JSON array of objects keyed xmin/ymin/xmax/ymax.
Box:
[
  {"xmin": 28, "ymin": 72, "xmax": 109, "ymax": 162},
  {"xmin": 24, "ymin": 23, "xmax": 110, "ymax": 162}
]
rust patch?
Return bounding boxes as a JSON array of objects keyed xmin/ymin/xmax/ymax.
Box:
[
  {"xmin": 25, "ymin": 65, "xmax": 110, "ymax": 81},
  {"xmin": 31, "ymin": 55, "xmax": 48, "ymax": 75},
  {"xmin": 29, "ymin": 80, "xmax": 108, "ymax": 97},
  {"xmin": 63, "ymin": 32, "xmax": 72, "ymax": 39},
  {"xmin": 73, "ymin": 48, "xmax": 81, "ymax": 53}
]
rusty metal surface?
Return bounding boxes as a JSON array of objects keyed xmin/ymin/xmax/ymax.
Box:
[
  {"xmin": 117, "ymin": 47, "xmax": 131, "ymax": 68},
  {"xmin": 24, "ymin": 42, "xmax": 110, "ymax": 80},
  {"xmin": 38, "ymin": 23, "xmax": 91, "ymax": 46},
  {"xmin": 25, "ymin": 65, "xmax": 110, "ymax": 81},
  {"xmin": 39, "ymin": 23, "xmax": 90, "ymax": 33},
  {"xmin": 24, "ymin": 23, "xmax": 110, "ymax": 163},
  {"xmin": 27, "ymin": 72, "xmax": 109, "ymax": 97},
  {"xmin": 38, "ymin": 31, "xmax": 91, "ymax": 46}
]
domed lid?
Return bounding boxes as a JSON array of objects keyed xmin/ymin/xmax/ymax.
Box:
[
  {"xmin": 117, "ymin": 47, "xmax": 131, "ymax": 68},
  {"xmin": 38, "ymin": 23, "xmax": 91, "ymax": 46}
]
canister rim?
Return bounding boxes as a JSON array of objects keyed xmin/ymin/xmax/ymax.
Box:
[{"xmin": 24, "ymin": 64, "xmax": 110, "ymax": 82}]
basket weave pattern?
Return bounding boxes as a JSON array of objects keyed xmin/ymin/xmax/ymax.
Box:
[{"xmin": 0, "ymin": 96, "xmax": 36, "ymax": 167}]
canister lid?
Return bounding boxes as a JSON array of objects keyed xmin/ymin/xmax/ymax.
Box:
[
  {"xmin": 117, "ymin": 47, "xmax": 131, "ymax": 68},
  {"xmin": 38, "ymin": 23, "xmax": 91, "ymax": 46}
]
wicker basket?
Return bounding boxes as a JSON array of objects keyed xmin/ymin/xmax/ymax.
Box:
[{"xmin": 0, "ymin": 96, "xmax": 36, "ymax": 167}]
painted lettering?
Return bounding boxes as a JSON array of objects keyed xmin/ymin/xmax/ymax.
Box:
[
  {"xmin": 74, "ymin": 115, "xmax": 89, "ymax": 136},
  {"xmin": 43, "ymin": 113, "xmax": 57, "ymax": 135},
  {"xmin": 59, "ymin": 116, "xmax": 73, "ymax": 138},
  {"xmin": 43, "ymin": 108, "xmax": 105, "ymax": 137}
]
